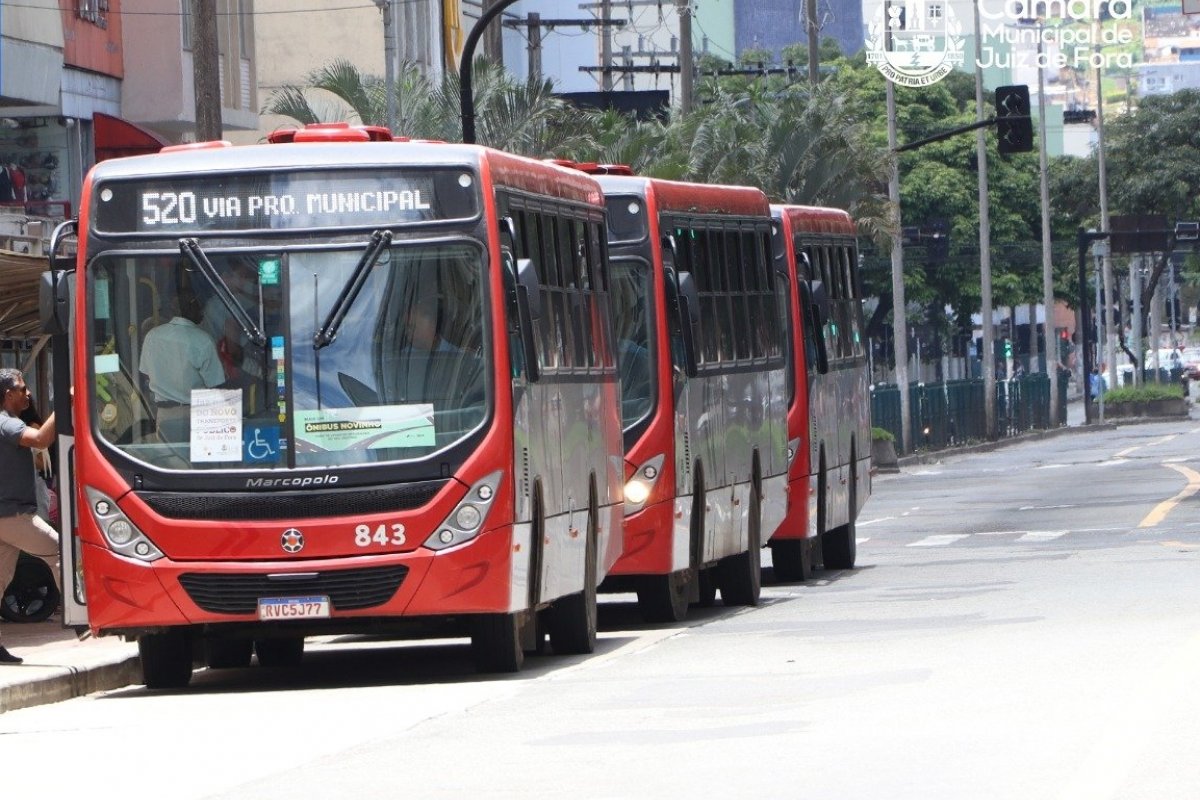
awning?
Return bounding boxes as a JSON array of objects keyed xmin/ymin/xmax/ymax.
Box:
[
  {"xmin": 93, "ymin": 112, "xmax": 167, "ymax": 163},
  {"xmin": 0, "ymin": 248, "xmax": 46, "ymax": 340}
]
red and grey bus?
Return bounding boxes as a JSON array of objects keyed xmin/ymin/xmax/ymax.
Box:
[
  {"xmin": 42, "ymin": 122, "xmax": 624, "ymax": 686},
  {"xmin": 583, "ymin": 168, "xmax": 788, "ymax": 621},
  {"xmin": 768, "ymin": 204, "xmax": 871, "ymax": 579}
]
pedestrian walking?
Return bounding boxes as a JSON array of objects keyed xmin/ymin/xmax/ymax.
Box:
[{"xmin": 0, "ymin": 368, "xmax": 61, "ymax": 664}]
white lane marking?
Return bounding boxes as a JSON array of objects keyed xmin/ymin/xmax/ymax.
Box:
[
  {"xmin": 858, "ymin": 516, "xmax": 895, "ymax": 527},
  {"xmin": 908, "ymin": 534, "xmax": 970, "ymax": 547},
  {"xmin": 1097, "ymin": 459, "xmax": 1130, "ymax": 467},
  {"xmin": 974, "ymin": 530, "xmax": 1023, "ymax": 536},
  {"xmin": 1035, "ymin": 463, "xmax": 1071, "ymax": 469},
  {"xmin": 1114, "ymin": 446, "xmax": 1139, "ymax": 458},
  {"xmin": 1017, "ymin": 530, "xmax": 1069, "ymax": 542},
  {"xmin": 856, "ymin": 537, "xmax": 870, "ymax": 544},
  {"xmin": 1150, "ymin": 434, "xmax": 1178, "ymax": 446},
  {"xmin": 1019, "ymin": 504, "xmax": 1077, "ymax": 511}
]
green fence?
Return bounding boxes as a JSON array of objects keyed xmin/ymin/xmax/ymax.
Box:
[{"xmin": 871, "ymin": 374, "xmax": 1069, "ymax": 454}]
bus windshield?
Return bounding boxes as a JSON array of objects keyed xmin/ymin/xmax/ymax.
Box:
[{"xmin": 88, "ymin": 241, "xmax": 489, "ymax": 472}]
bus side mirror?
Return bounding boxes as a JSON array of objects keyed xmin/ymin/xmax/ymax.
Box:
[
  {"xmin": 40, "ymin": 271, "xmax": 71, "ymax": 336},
  {"xmin": 513, "ymin": 257, "xmax": 541, "ymax": 383},
  {"xmin": 676, "ymin": 271, "xmax": 701, "ymax": 378}
]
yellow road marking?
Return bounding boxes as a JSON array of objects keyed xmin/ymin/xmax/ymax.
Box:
[{"xmin": 1138, "ymin": 464, "xmax": 1200, "ymax": 528}]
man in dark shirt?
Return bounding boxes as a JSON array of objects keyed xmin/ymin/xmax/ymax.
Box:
[{"xmin": 0, "ymin": 368, "xmax": 60, "ymax": 664}]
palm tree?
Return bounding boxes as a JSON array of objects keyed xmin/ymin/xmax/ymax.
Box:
[{"xmin": 265, "ymin": 59, "xmax": 590, "ymax": 159}]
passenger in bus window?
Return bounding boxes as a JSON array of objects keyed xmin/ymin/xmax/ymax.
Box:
[{"xmin": 139, "ymin": 287, "xmax": 227, "ymax": 443}]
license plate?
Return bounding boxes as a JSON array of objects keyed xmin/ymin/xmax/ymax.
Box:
[{"xmin": 257, "ymin": 596, "xmax": 330, "ymax": 620}]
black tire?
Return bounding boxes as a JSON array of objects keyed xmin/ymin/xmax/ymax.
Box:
[
  {"xmin": 547, "ymin": 510, "xmax": 599, "ymax": 655},
  {"xmin": 636, "ymin": 570, "xmax": 691, "ymax": 623},
  {"xmin": 770, "ymin": 539, "xmax": 814, "ymax": 583},
  {"xmin": 0, "ymin": 556, "xmax": 59, "ymax": 623},
  {"xmin": 717, "ymin": 486, "xmax": 762, "ymax": 607},
  {"xmin": 692, "ymin": 568, "xmax": 718, "ymax": 608},
  {"xmin": 823, "ymin": 469, "xmax": 858, "ymax": 570},
  {"xmin": 203, "ymin": 637, "xmax": 253, "ymax": 669},
  {"xmin": 254, "ymin": 637, "xmax": 305, "ymax": 668},
  {"xmin": 139, "ymin": 629, "xmax": 194, "ymax": 689},
  {"xmin": 471, "ymin": 613, "xmax": 524, "ymax": 673}
]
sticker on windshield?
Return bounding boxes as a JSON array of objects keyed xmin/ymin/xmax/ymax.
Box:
[
  {"xmin": 191, "ymin": 388, "xmax": 243, "ymax": 462},
  {"xmin": 294, "ymin": 404, "xmax": 435, "ymax": 452}
]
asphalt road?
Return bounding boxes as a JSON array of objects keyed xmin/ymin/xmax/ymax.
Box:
[{"xmin": 5, "ymin": 416, "xmax": 1200, "ymax": 799}]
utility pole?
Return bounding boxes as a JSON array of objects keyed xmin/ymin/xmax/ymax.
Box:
[
  {"xmin": 973, "ymin": 0, "xmax": 996, "ymax": 438},
  {"xmin": 887, "ymin": 79, "xmax": 911, "ymax": 454},
  {"xmin": 1094, "ymin": 18, "xmax": 1117, "ymax": 394},
  {"xmin": 191, "ymin": 0, "xmax": 222, "ymax": 141},
  {"xmin": 601, "ymin": 0, "xmax": 614, "ymax": 90},
  {"xmin": 374, "ymin": 0, "xmax": 397, "ymax": 130},
  {"xmin": 675, "ymin": 0, "xmax": 693, "ymax": 113},
  {"xmin": 1035, "ymin": 25, "xmax": 1059, "ymax": 424},
  {"xmin": 482, "ymin": 0, "xmax": 504, "ymax": 62},
  {"xmin": 526, "ymin": 12, "xmax": 543, "ymax": 79},
  {"xmin": 805, "ymin": 0, "xmax": 819, "ymax": 83}
]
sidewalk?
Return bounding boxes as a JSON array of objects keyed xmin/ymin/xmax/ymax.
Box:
[{"xmin": 0, "ymin": 619, "xmax": 139, "ymax": 713}]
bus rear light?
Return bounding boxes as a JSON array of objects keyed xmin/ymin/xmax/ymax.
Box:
[
  {"xmin": 424, "ymin": 471, "xmax": 502, "ymax": 551},
  {"xmin": 86, "ymin": 487, "xmax": 164, "ymax": 563},
  {"xmin": 623, "ymin": 454, "xmax": 665, "ymax": 514}
]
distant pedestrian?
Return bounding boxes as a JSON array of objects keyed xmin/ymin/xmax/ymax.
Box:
[
  {"xmin": 0, "ymin": 368, "xmax": 61, "ymax": 665},
  {"xmin": 1089, "ymin": 367, "xmax": 1107, "ymax": 400}
]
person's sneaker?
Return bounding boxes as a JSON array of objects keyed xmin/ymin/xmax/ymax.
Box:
[{"xmin": 0, "ymin": 646, "xmax": 23, "ymax": 665}]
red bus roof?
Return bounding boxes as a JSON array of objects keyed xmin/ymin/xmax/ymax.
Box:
[
  {"xmin": 772, "ymin": 204, "xmax": 857, "ymax": 237},
  {"xmin": 596, "ymin": 174, "xmax": 770, "ymax": 218}
]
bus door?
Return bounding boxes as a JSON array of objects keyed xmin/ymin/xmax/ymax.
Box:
[{"xmin": 41, "ymin": 221, "xmax": 85, "ymax": 627}]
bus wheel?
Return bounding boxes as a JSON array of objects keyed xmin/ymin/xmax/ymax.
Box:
[
  {"xmin": 139, "ymin": 629, "xmax": 194, "ymax": 689},
  {"xmin": 471, "ymin": 613, "xmax": 525, "ymax": 673},
  {"xmin": 717, "ymin": 487, "xmax": 762, "ymax": 607},
  {"xmin": 823, "ymin": 473, "xmax": 858, "ymax": 570},
  {"xmin": 254, "ymin": 637, "xmax": 305, "ymax": 668},
  {"xmin": 547, "ymin": 516, "xmax": 598, "ymax": 655},
  {"xmin": 203, "ymin": 637, "xmax": 253, "ymax": 669},
  {"xmin": 637, "ymin": 570, "xmax": 691, "ymax": 623},
  {"xmin": 770, "ymin": 539, "xmax": 814, "ymax": 583}
]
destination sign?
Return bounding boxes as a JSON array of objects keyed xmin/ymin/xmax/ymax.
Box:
[{"xmin": 92, "ymin": 169, "xmax": 479, "ymax": 234}]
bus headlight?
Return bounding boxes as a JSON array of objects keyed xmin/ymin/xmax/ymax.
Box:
[
  {"xmin": 624, "ymin": 454, "xmax": 665, "ymax": 515},
  {"xmin": 425, "ymin": 471, "xmax": 502, "ymax": 551},
  {"xmin": 86, "ymin": 487, "xmax": 164, "ymax": 563}
]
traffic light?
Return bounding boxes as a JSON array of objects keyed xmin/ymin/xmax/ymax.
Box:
[
  {"xmin": 995, "ymin": 85, "xmax": 1033, "ymax": 154},
  {"xmin": 1003, "ymin": 338, "xmax": 1013, "ymax": 358}
]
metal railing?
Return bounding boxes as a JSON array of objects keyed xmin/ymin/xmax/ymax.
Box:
[{"xmin": 871, "ymin": 374, "xmax": 1069, "ymax": 454}]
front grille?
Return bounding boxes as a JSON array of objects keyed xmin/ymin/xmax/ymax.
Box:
[
  {"xmin": 137, "ymin": 480, "xmax": 448, "ymax": 521},
  {"xmin": 178, "ymin": 565, "xmax": 408, "ymax": 614}
]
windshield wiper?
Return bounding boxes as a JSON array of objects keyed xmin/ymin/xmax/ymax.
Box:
[
  {"xmin": 313, "ymin": 229, "xmax": 393, "ymax": 351},
  {"xmin": 179, "ymin": 238, "xmax": 267, "ymax": 347}
]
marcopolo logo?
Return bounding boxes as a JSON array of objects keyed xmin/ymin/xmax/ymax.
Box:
[{"xmin": 866, "ymin": 0, "xmax": 966, "ymax": 87}]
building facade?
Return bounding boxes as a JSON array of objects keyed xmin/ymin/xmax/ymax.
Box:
[{"xmin": 1, "ymin": 0, "xmax": 259, "ymax": 219}]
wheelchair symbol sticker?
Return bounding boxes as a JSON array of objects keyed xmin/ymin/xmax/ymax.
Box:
[{"xmin": 245, "ymin": 426, "xmax": 280, "ymax": 463}]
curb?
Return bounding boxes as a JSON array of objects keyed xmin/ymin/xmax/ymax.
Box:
[
  {"xmin": 0, "ymin": 653, "xmax": 141, "ymax": 714},
  {"xmin": 894, "ymin": 408, "xmax": 1197, "ymax": 468}
]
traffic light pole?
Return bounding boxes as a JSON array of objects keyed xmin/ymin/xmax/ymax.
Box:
[{"xmin": 1077, "ymin": 228, "xmax": 1108, "ymax": 425}]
